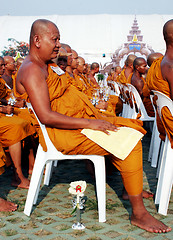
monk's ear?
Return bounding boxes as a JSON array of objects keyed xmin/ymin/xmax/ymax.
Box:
[{"xmin": 33, "ymin": 35, "xmax": 41, "ymax": 48}]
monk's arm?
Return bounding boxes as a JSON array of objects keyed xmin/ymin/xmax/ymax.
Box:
[
  {"xmin": 161, "ymin": 61, "xmax": 173, "ymax": 100},
  {"xmin": 0, "ymin": 105, "xmax": 13, "ymax": 114},
  {"xmin": 21, "ymin": 66, "xmax": 118, "ymax": 134},
  {"xmin": 133, "ymin": 80, "xmax": 144, "ymax": 98}
]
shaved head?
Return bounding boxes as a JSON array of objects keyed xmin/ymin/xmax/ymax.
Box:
[
  {"xmin": 61, "ymin": 43, "xmax": 72, "ymax": 66},
  {"xmin": 163, "ymin": 19, "xmax": 173, "ymax": 46},
  {"xmin": 71, "ymin": 49, "xmax": 78, "ymax": 69},
  {"xmin": 30, "ymin": 19, "xmax": 58, "ymax": 45},
  {"xmin": 147, "ymin": 52, "xmax": 163, "ymax": 67},
  {"xmin": 16, "ymin": 57, "xmax": 24, "ymax": 64},
  {"xmin": 133, "ymin": 57, "xmax": 146, "ymax": 70},
  {"xmin": 4, "ymin": 55, "xmax": 14, "ymax": 63},
  {"xmin": 125, "ymin": 54, "xmax": 137, "ymax": 67},
  {"xmin": 91, "ymin": 62, "xmax": 99, "ymax": 70},
  {"xmin": 61, "ymin": 43, "xmax": 72, "ymax": 53},
  {"xmin": 77, "ymin": 56, "xmax": 85, "ymax": 73},
  {"xmin": 77, "ymin": 56, "xmax": 85, "ymax": 64}
]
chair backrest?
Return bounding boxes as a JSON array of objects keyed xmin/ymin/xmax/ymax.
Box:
[
  {"xmin": 118, "ymin": 83, "xmax": 132, "ymax": 118},
  {"xmin": 26, "ymin": 102, "xmax": 59, "ymax": 153},
  {"xmin": 127, "ymin": 83, "xmax": 154, "ymax": 121},
  {"xmin": 152, "ymin": 90, "xmax": 173, "ymax": 119}
]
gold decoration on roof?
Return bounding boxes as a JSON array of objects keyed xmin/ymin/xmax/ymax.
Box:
[{"xmin": 133, "ymin": 34, "xmax": 138, "ymax": 42}]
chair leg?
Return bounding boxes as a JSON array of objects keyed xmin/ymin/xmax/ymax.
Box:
[
  {"xmin": 157, "ymin": 138, "xmax": 173, "ymax": 215},
  {"xmin": 91, "ymin": 157, "xmax": 106, "ymax": 223},
  {"xmin": 24, "ymin": 146, "xmax": 46, "ymax": 216},
  {"xmin": 151, "ymin": 129, "xmax": 161, "ymax": 168},
  {"xmin": 148, "ymin": 120, "xmax": 157, "ymax": 162},
  {"xmin": 155, "ymin": 138, "xmax": 168, "ymax": 205},
  {"xmin": 156, "ymin": 141, "xmax": 164, "ymax": 178},
  {"xmin": 33, "ymin": 167, "xmax": 45, "ymax": 205},
  {"xmin": 44, "ymin": 161, "xmax": 54, "ymax": 185}
]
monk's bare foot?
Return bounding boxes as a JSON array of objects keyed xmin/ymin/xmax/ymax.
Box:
[
  {"xmin": 0, "ymin": 198, "xmax": 18, "ymax": 212},
  {"xmin": 131, "ymin": 210, "xmax": 172, "ymax": 233},
  {"xmin": 11, "ymin": 177, "xmax": 30, "ymax": 189},
  {"xmin": 122, "ymin": 190, "xmax": 154, "ymax": 200}
]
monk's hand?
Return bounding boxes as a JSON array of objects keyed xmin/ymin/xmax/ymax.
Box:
[
  {"xmin": 2, "ymin": 105, "xmax": 14, "ymax": 114},
  {"xmin": 14, "ymin": 99, "xmax": 26, "ymax": 108},
  {"xmin": 88, "ymin": 119, "xmax": 119, "ymax": 135},
  {"xmin": 96, "ymin": 100, "xmax": 108, "ymax": 110}
]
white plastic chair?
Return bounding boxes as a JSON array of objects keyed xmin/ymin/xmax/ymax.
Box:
[
  {"xmin": 152, "ymin": 90, "xmax": 173, "ymax": 215},
  {"xmin": 148, "ymin": 94, "xmax": 162, "ymax": 168},
  {"xmin": 126, "ymin": 83, "xmax": 155, "ymax": 122},
  {"xmin": 24, "ymin": 103, "xmax": 106, "ymax": 222},
  {"xmin": 118, "ymin": 84, "xmax": 132, "ymax": 118}
]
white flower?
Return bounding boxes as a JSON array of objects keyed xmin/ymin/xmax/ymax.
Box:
[{"xmin": 68, "ymin": 181, "xmax": 87, "ymax": 197}]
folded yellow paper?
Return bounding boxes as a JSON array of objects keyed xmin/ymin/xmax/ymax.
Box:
[{"xmin": 81, "ymin": 127, "xmax": 144, "ymax": 160}]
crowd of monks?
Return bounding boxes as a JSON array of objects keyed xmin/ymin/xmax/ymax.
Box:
[{"xmin": 0, "ymin": 18, "xmax": 173, "ymax": 233}]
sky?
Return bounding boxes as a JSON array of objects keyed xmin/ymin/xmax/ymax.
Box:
[{"xmin": 0, "ymin": 0, "xmax": 173, "ymax": 16}]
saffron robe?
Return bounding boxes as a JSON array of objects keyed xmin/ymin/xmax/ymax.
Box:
[
  {"xmin": 16, "ymin": 64, "xmax": 147, "ymax": 195},
  {"xmin": 117, "ymin": 69, "xmax": 130, "ymax": 84},
  {"xmin": 146, "ymin": 56, "xmax": 173, "ymax": 146}
]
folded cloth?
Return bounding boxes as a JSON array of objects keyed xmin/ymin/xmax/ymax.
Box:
[{"xmin": 81, "ymin": 127, "xmax": 144, "ymax": 160}]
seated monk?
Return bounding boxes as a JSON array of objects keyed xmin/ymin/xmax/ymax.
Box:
[
  {"xmin": 117, "ymin": 54, "xmax": 136, "ymax": 84},
  {"xmin": 15, "ymin": 19, "xmax": 171, "ymax": 233},
  {"xmin": 108, "ymin": 66, "xmax": 122, "ymax": 82},
  {"xmin": 0, "ymin": 56, "xmax": 37, "ymax": 174},
  {"xmin": 0, "ymin": 56, "xmax": 35, "ymax": 188},
  {"xmin": 87, "ymin": 61, "xmax": 123, "ymax": 116},
  {"xmin": 83, "ymin": 63, "xmax": 91, "ymax": 79},
  {"xmin": 128, "ymin": 57, "xmax": 155, "ymax": 117},
  {"xmin": 147, "ymin": 52, "xmax": 163, "ymax": 68},
  {"xmin": 88, "ymin": 62, "xmax": 100, "ymax": 88},
  {"xmin": 73, "ymin": 55, "xmax": 116, "ymax": 116},
  {"xmin": 147, "ymin": 19, "xmax": 173, "ymax": 147}
]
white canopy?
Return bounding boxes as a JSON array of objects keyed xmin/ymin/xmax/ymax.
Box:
[{"xmin": 0, "ymin": 14, "xmax": 172, "ymax": 65}]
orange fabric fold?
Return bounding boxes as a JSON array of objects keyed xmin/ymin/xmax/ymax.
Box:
[{"xmin": 146, "ymin": 56, "xmax": 173, "ymax": 146}]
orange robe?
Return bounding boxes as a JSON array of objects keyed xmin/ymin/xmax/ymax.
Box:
[
  {"xmin": 128, "ymin": 74, "xmax": 155, "ymax": 117},
  {"xmin": 71, "ymin": 72, "xmax": 116, "ymax": 117},
  {"xmin": 0, "ymin": 76, "xmax": 36, "ymax": 134},
  {"xmin": 0, "ymin": 77, "xmax": 36, "ymax": 172},
  {"xmin": 117, "ymin": 69, "xmax": 130, "ymax": 84},
  {"xmin": 73, "ymin": 73, "xmax": 122, "ymax": 116},
  {"xmin": 146, "ymin": 56, "xmax": 173, "ymax": 145},
  {"xmin": 17, "ymin": 64, "xmax": 146, "ymax": 195},
  {"xmin": 0, "ymin": 113, "xmax": 35, "ymax": 148}
]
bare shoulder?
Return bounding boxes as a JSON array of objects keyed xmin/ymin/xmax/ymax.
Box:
[
  {"xmin": 16, "ymin": 56, "xmax": 47, "ymax": 94},
  {"xmin": 161, "ymin": 56, "xmax": 173, "ymax": 79}
]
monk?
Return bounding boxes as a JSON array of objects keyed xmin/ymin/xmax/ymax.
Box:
[
  {"xmin": 73, "ymin": 56, "xmax": 93, "ymax": 96},
  {"xmin": 117, "ymin": 54, "xmax": 136, "ymax": 84},
  {"xmin": 128, "ymin": 57, "xmax": 155, "ymax": 117},
  {"xmin": 2, "ymin": 56, "xmax": 16, "ymax": 89},
  {"xmin": 147, "ymin": 52, "xmax": 163, "ymax": 67},
  {"xmin": 147, "ymin": 19, "xmax": 173, "ymax": 147},
  {"xmin": 83, "ymin": 63, "xmax": 91, "ymax": 79},
  {"xmin": 55, "ymin": 47, "xmax": 71, "ymax": 71},
  {"xmin": 15, "ymin": 57, "xmax": 24, "ymax": 70},
  {"xmin": 16, "ymin": 19, "xmax": 171, "ymax": 233},
  {"xmin": 110, "ymin": 66, "xmax": 122, "ymax": 82},
  {"xmin": 1, "ymin": 55, "xmax": 36, "ymax": 174},
  {"xmin": 88, "ymin": 62, "xmax": 100, "ymax": 88},
  {"xmin": 0, "ymin": 56, "xmax": 34, "ymax": 189}
]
